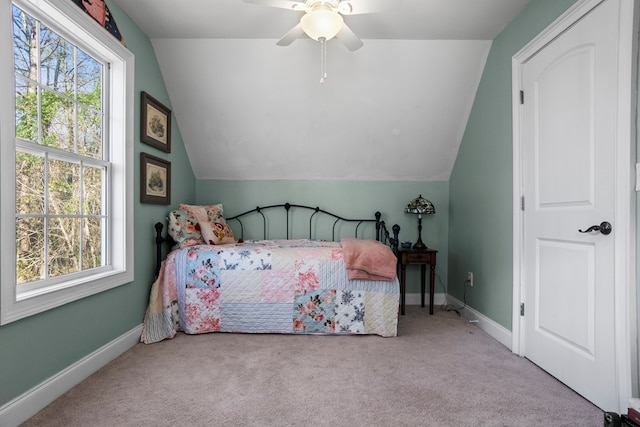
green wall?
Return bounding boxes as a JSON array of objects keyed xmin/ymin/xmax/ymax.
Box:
[
  {"xmin": 0, "ymin": 1, "xmax": 196, "ymax": 408},
  {"xmin": 448, "ymin": 0, "xmax": 579, "ymax": 329},
  {"xmin": 196, "ymin": 179, "xmax": 449, "ymax": 294}
]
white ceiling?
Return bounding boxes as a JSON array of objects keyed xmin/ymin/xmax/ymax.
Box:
[
  {"xmin": 112, "ymin": 0, "xmax": 533, "ymax": 181},
  {"xmin": 112, "ymin": 0, "xmax": 533, "ymax": 40}
]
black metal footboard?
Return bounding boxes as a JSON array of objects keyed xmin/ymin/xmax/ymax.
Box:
[{"xmin": 154, "ymin": 203, "xmax": 400, "ymax": 277}]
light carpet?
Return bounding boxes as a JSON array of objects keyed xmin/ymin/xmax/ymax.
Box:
[{"xmin": 22, "ymin": 306, "xmax": 603, "ymax": 426}]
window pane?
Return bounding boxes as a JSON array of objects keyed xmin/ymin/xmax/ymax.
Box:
[
  {"xmin": 41, "ymin": 89, "xmax": 73, "ymax": 151},
  {"xmin": 15, "ymin": 78, "xmax": 38, "ymax": 142},
  {"xmin": 83, "ymin": 165, "xmax": 104, "ymax": 215},
  {"xmin": 40, "ymin": 25, "xmax": 74, "ymax": 92},
  {"xmin": 77, "ymin": 106, "xmax": 102, "ymax": 158},
  {"xmin": 48, "ymin": 217, "xmax": 80, "ymax": 278},
  {"xmin": 77, "ymin": 49, "xmax": 102, "ymax": 104},
  {"xmin": 16, "ymin": 217, "xmax": 45, "ymax": 285},
  {"xmin": 12, "ymin": 5, "xmax": 36, "ymax": 80},
  {"xmin": 48, "ymin": 158, "xmax": 80, "ymax": 215},
  {"xmin": 82, "ymin": 217, "xmax": 103, "ymax": 270},
  {"xmin": 16, "ymin": 151, "xmax": 45, "ymax": 215}
]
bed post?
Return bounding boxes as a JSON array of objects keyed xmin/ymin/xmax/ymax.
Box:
[
  {"xmin": 375, "ymin": 211, "xmax": 382, "ymax": 241},
  {"xmin": 392, "ymin": 224, "xmax": 400, "ymax": 252},
  {"xmin": 154, "ymin": 222, "xmax": 164, "ymax": 278}
]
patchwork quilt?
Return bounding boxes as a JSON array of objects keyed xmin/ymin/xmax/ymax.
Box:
[{"xmin": 142, "ymin": 239, "xmax": 399, "ymax": 343}]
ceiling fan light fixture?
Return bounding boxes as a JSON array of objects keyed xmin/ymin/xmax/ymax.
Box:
[{"xmin": 300, "ymin": 5, "xmax": 344, "ymax": 41}]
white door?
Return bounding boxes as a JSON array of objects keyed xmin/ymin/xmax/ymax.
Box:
[{"xmin": 519, "ymin": 0, "xmax": 631, "ymax": 411}]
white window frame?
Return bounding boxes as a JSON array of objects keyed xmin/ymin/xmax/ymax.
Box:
[{"xmin": 0, "ymin": 0, "xmax": 134, "ymax": 324}]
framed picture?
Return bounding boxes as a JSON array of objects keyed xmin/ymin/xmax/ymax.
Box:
[
  {"xmin": 141, "ymin": 92, "xmax": 171, "ymax": 153},
  {"xmin": 140, "ymin": 152, "xmax": 171, "ymax": 205}
]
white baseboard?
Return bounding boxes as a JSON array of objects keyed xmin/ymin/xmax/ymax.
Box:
[
  {"xmin": 444, "ymin": 295, "xmax": 513, "ymax": 350},
  {"xmin": 0, "ymin": 324, "xmax": 142, "ymax": 427}
]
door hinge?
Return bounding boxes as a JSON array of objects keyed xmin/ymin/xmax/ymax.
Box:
[
  {"xmin": 521, "ymin": 196, "xmax": 525, "ymax": 211},
  {"xmin": 520, "ymin": 303, "xmax": 525, "ymax": 316},
  {"xmin": 520, "ymin": 90, "xmax": 524, "ymax": 104}
]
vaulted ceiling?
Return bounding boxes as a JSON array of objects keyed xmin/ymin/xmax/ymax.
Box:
[{"xmin": 113, "ymin": 0, "xmax": 532, "ymax": 181}]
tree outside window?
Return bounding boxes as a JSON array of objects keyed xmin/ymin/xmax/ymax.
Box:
[{"xmin": 13, "ymin": 4, "xmax": 106, "ymax": 288}]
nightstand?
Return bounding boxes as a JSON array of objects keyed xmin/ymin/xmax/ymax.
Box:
[{"xmin": 398, "ymin": 248, "xmax": 438, "ymax": 315}]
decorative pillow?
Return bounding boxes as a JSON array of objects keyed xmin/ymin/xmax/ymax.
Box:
[
  {"xmin": 179, "ymin": 203, "xmax": 225, "ymax": 224},
  {"xmin": 198, "ymin": 221, "xmax": 237, "ymax": 245},
  {"xmin": 167, "ymin": 209, "xmax": 203, "ymax": 248}
]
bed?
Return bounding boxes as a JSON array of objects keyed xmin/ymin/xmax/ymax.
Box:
[{"xmin": 141, "ymin": 203, "xmax": 401, "ymax": 344}]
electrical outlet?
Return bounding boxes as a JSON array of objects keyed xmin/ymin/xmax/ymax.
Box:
[{"xmin": 467, "ymin": 271, "xmax": 474, "ymax": 287}]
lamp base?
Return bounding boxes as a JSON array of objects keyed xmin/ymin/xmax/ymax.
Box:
[
  {"xmin": 412, "ymin": 240, "xmax": 426, "ymax": 250},
  {"xmin": 413, "ymin": 215, "xmax": 427, "ymax": 250}
]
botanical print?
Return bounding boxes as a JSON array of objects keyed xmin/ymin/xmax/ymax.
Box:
[
  {"xmin": 146, "ymin": 104, "xmax": 167, "ymax": 143},
  {"xmin": 145, "ymin": 162, "xmax": 166, "ymax": 197}
]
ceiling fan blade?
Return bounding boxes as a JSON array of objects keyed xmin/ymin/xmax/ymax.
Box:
[
  {"xmin": 277, "ymin": 23, "xmax": 306, "ymax": 46},
  {"xmin": 244, "ymin": 0, "xmax": 308, "ymax": 12},
  {"xmin": 336, "ymin": 24, "xmax": 363, "ymax": 51},
  {"xmin": 338, "ymin": 0, "xmax": 398, "ymax": 15}
]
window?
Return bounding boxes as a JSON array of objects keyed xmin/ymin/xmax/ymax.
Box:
[{"xmin": 0, "ymin": 0, "xmax": 134, "ymax": 324}]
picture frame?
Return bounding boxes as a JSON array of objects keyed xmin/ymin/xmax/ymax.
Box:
[
  {"xmin": 140, "ymin": 92, "xmax": 171, "ymax": 153},
  {"xmin": 140, "ymin": 152, "xmax": 171, "ymax": 205}
]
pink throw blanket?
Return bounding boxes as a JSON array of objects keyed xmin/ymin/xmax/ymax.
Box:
[{"xmin": 341, "ymin": 237, "xmax": 397, "ymax": 281}]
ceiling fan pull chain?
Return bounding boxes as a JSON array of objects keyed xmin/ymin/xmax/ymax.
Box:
[{"xmin": 320, "ymin": 37, "xmax": 327, "ymax": 84}]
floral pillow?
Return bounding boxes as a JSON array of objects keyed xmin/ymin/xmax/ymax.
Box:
[
  {"xmin": 167, "ymin": 209, "xmax": 202, "ymax": 248},
  {"xmin": 179, "ymin": 203, "xmax": 225, "ymax": 224},
  {"xmin": 198, "ymin": 221, "xmax": 237, "ymax": 245}
]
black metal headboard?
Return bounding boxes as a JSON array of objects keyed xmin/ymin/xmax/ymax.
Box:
[
  {"xmin": 154, "ymin": 203, "xmax": 400, "ymax": 277},
  {"xmin": 227, "ymin": 203, "xmax": 384, "ymax": 241}
]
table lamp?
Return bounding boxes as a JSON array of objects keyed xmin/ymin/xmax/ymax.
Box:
[{"xmin": 405, "ymin": 194, "xmax": 435, "ymax": 250}]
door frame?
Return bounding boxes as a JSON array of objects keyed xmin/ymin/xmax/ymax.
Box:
[{"xmin": 511, "ymin": 0, "xmax": 638, "ymax": 413}]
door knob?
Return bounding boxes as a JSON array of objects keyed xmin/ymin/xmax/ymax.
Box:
[{"xmin": 578, "ymin": 221, "xmax": 612, "ymax": 235}]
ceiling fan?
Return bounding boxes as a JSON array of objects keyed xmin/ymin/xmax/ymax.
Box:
[{"xmin": 244, "ymin": 0, "xmax": 394, "ymax": 82}]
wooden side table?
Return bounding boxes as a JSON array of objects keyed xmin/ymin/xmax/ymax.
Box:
[{"xmin": 398, "ymin": 248, "xmax": 438, "ymax": 315}]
